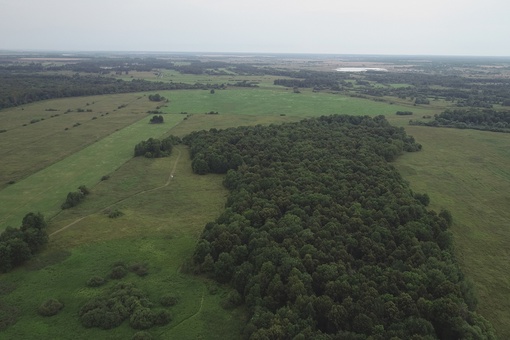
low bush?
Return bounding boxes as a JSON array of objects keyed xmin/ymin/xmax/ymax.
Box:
[
  {"xmin": 86, "ymin": 276, "xmax": 107, "ymax": 287},
  {"xmin": 159, "ymin": 295, "xmax": 178, "ymax": 307},
  {"xmin": 38, "ymin": 298, "xmax": 64, "ymax": 317}
]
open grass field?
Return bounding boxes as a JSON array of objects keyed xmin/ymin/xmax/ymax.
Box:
[
  {"xmin": 0, "ymin": 93, "xmax": 162, "ymax": 189},
  {"xmin": 159, "ymin": 88, "xmax": 438, "ymax": 118},
  {"xmin": 396, "ymin": 126, "xmax": 510, "ymax": 338},
  {"xmin": 0, "ymin": 145, "xmax": 245, "ymax": 339},
  {"xmin": 0, "ymin": 111, "xmax": 185, "ymax": 231}
]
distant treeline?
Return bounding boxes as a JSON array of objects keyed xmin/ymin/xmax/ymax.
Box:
[
  {"xmin": 410, "ymin": 109, "xmax": 510, "ymax": 132},
  {"xmin": 273, "ymin": 70, "xmax": 510, "ymax": 108},
  {"xmin": 183, "ymin": 115, "xmax": 494, "ymax": 339},
  {"xmin": 0, "ymin": 74, "xmax": 214, "ymax": 110}
]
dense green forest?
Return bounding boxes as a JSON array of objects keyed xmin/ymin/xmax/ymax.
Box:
[
  {"xmin": 410, "ymin": 109, "xmax": 510, "ymax": 132},
  {"xmin": 184, "ymin": 115, "xmax": 495, "ymax": 339}
]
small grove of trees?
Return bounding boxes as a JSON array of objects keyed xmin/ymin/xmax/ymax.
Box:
[
  {"xmin": 0, "ymin": 212, "xmax": 48, "ymax": 273},
  {"xmin": 396, "ymin": 111, "xmax": 413, "ymax": 115},
  {"xmin": 133, "ymin": 135, "xmax": 180, "ymax": 158},
  {"xmin": 414, "ymin": 96, "xmax": 430, "ymax": 105},
  {"xmin": 148, "ymin": 93, "xmax": 165, "ymax": 102},
  {"xmin": 61, "ymin": 185, "xmax": 90, "ymax": 209},
  {"xmin": 149, "ymin": 115, "xmax": 164, "ymax": 124}
]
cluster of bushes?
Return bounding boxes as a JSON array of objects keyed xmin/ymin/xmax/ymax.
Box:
[
  {"xmin": 149, "ymin": 115, "xmax": 164, "ymax": 124},
  {"xmin": 148, "ymin": 94, "xmax": 165, "ymax": 102},
  {"xmin": 61, "ymin": 185, "xmax": 90, "ymax": 209},
  {"xmin": 79, "ymin": 262, "xmax": 174, "ymax": 332},
  {"xmin": 79, "ymin": 282, "xmax": 171, "ymax": 330},
  {"xmin": 38, "ymin": 298, "xmax": 64, "ymax": 317},
  {"xmin": 185, "ymin": 115, "xmax": 495, "ymax": 338},
  {"xmin": 0, "ymin": 212, "xmax": 48, "ymax": 273},
  {"xmin": 133, "ymin": 135, "xmax": 180, "ymax": 158},
  {"xmin": 396, "ymin": 111, "xmax": 413, "ymax": 115}
]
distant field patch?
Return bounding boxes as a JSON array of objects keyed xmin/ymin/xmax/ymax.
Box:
[
  {"xmin": 159, "ymin": 88, "xmax": 435, "ymax": 118},
  {"xmin": 0, "ymin": 93, "xmax": 162, "ymax": 188}
]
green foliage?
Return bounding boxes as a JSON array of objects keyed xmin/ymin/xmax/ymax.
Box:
[
  {"xmin": 130, "ymin": 308, "xmax": 155, "ymax": 330},
  {"xmin": 410, "ymin": 109, "xmax": 510, "ymax": 132},
  {"xmin": 148, "ymin": 93, "xmax": 165, "ymax": 102},
  {"xmin": 80, "ymin": 282, "xmax": 150, "ymax": 330},
  {"xmin": 159, "ymin": 295, "xmax": 179, "ymax": 307},
  {"xmin": 109, "ymin": 265, "xmax": 128, "ymax": 280},
  {"xmin": 86, "ymin": 276, "xmax": 107, "ymax": 287},
  {"xmin": 186, "ymin": 115, "xmax": 494, "ymax": 339},
  {"xmin": 0, "ymin": 212, "xmax": 48, "ymax": 273},
  {"xmin": 134, "ymin": 135, "xmax": 180, "ymax": 158},
  {"xmin": 61, "ymin": 186, "xmax": 90, "ymax": 209},
  {"xmin": 37, "ymin": 298, "xmax": 64, "ymax": 317},
  {"xmin": 129, "ymin": 263, "xmax": 149, "ymax": 277},
  {"xmin": 132, "ymin": 331, "xmax": 153, "ymax": 340},
  {"xmin": 149, "ymin": 115, "xmax": 164, "ymax": 124},
  {"xmin": 108, "ymin": 209, "xmax": 124, "ymax": 219}
]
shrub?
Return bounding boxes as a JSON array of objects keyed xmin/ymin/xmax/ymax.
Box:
[
  {"xmin": 129, "ymin": 307, "xmax": 154, "ymax": 330},
  {"xmin": 130, "ymin": 263, "xmax": 149, "ymax": 277},
  {"xmin": 110, "ymin": 265, "xmax": 128, "ymax": 279},
  {"xmin": 153, "ymin": 309, "xmax": 171, "ymax": 326},
  {"xmin": 108, "ymin": 209, "xmax": 124, "ymax": 219},
  {"xmin": 132, "ymin": 331, "xmax": 153, "ymax": 340},
  {"xmin": 101, "ymin": 175, "xmax": 110, "ymax": 181},
  {"xmin": 38, "ymin": 298, "xmax": 64, "ymax": 317},
  {"xmin": 159, "ymin": 295, "xmax": 179, "ymax": 307},
  {"xmin": 87, "ymin": 276, "xmax": 107, "ymax": 287},
  {"xmin": 221, "ymin": 290, "xmax": 243, "ymax": 309}
]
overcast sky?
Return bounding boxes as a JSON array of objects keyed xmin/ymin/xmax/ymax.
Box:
[{"xmin": 1, "ymin": 0, "xmax": 509, "ymax": 56}]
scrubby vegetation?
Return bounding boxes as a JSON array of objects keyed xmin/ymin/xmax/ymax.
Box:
[
  {"xmin": 185, "ymin": 115, "xmax": 495, "ymax": 339},
  {"xmin": 79, "ymin": 282, "xmax": 171, "ymax": 330},
  {"xmin": 37, "ymin": 298, "xmax": 64, "ymax": 317}
]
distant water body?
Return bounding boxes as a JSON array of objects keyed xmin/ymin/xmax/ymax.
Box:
[{"xmin": 335, "ymin": 67, "xmax": 388, "ymax": 72}]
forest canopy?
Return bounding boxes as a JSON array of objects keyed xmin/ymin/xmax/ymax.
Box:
[{"xmin": 183, "ymin": 115, "xmax": 495, "ymax": 339}]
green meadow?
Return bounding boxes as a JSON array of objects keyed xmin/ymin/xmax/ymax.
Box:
[
  {"xmin": 0, "ymin": 111, "xmax": 184, "ymax": 231},
  {"xmin": 0, "ymin": 93, "xmax": 162, "ymax": 188},
  {"xmin": 160, "ymin": 88, "xmax": 437, "ymax": 118},
  {"xmin": 395, "ymin": 126, "xmax": 510, "ymax": 338},
  {"xmin": 0, "ymin": 84, "xmax": 509, "ymax": 338}
]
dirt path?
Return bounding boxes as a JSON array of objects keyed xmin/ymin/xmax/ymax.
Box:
[
  {"xmin": 163, "ymin": 286, "xmax": 206, "ymax": 332},
  {"xmin": 49, "ymin": 147, "xmax": 182, "ymax": 237}
]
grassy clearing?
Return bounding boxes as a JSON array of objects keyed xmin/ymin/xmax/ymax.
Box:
[
  {"xmin": 0, "ymin": 145, "xmax": 244, "ymax": 339},
  {"xmin": 159, "ymin": 88, "xmax": 437, "ymax": 118},
  {"xmin": 396, "ymin": 126, "xmax": 510, "ymax": 338},
  {"xmin": 159, "ymin": 70, "xmax": 289, "ymax": 88},
  {"xmin": 0, "ymin": 237, "xmax": 244, "ymax": 340},
  {"xmin": 0, "ymin": 93, "xmax": 162, "ymax": 188},
  {"xmin": 0, "ymin": 113, "xmax": 185, "ymax": 231}
]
